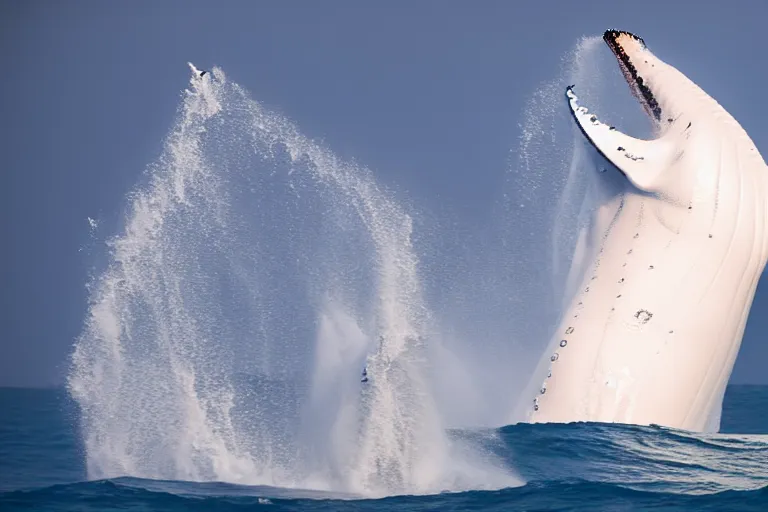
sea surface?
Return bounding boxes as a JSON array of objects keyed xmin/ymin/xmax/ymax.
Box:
[{"xmin": 1, "ymin": 385, "xmax": 766, "ymax": 511}]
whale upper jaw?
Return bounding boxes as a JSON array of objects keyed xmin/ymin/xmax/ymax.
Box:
[
  {"xmin": 600, "ymin": 29, "xmax": 703, "ymax": 129},
  {"xmin": 602, "ymin": 30, "xmax": 664, "ymax": 122}
]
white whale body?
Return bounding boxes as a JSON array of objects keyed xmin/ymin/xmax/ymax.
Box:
[{"xmin": 522, "ymin": 30, "xmax": 768, "ymax": 432}]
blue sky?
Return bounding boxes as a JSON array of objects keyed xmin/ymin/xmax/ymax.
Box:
[{"xmin": 2, "ymin": 0, "xmax": 767, "ymax": 387}]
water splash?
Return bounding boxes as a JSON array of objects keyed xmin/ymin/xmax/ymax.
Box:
[
  {"xmin": 68, "ymin": 65, "xmax": 515, "ymax": 496},
  {"xmin": 68, "ymin": 32, "xmax": 650, "ymax": 497}
]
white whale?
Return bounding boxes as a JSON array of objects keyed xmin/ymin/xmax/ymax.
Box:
[{"xmin": 521, "ymin": 30, "xmax": 768, "ymax": 432}]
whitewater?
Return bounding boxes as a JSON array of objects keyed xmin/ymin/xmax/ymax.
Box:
[
  {"xmin": 61, "ymin": 34, "xmax": 768, "ymax": 508},
  {"xmin": 67, "ymin": 60, "xmax": 521, "ymax": 496}
]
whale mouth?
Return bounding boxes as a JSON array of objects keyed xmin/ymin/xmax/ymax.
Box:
[{"xmin": 603, "ymin": 29, "xmax": 663, "ymax": 122}]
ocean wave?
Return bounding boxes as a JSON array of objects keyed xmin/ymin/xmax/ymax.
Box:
[
  {"xmin": 3, "ymin": 420, "xmax": 767, "ymax": 511},
  {"xmin": 2, "ymin": 477, "xmax": 766, "ymax": 512}
]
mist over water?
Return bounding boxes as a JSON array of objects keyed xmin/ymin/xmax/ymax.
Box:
[{"xmin": 68, "ymin": 37, "xmax": 648, "ymax": 497}]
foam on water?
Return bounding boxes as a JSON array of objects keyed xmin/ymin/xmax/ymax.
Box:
[{"xmin": 68, "ymin": 65, "xmax": 516, "ymax": 496}]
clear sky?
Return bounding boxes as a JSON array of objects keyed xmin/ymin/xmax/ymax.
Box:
[{"xmin": 2, "ymin": 0, "xmax": 767, "ymax": 387}]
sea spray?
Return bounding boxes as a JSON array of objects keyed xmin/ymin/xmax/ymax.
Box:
[
  {"xmin": 67, "ymin": 36, "xmax": 634, "ymax": 495},
  {"xmin": 69, "ymin": 65, "xmax": 514, "ymax": 496},
  {"xmin": 417, "ymin": 38, "xmax": 615, "ymax": 427}
]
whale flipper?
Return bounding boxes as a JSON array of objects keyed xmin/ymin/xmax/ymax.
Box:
[{"xmin": 566, "ymin": 86, "xmax": 671, "ymax": 193}]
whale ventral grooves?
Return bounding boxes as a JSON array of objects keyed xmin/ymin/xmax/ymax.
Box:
[{"xmin": 603, "ymin": 29, "xmax": 662, "ymax": 121}]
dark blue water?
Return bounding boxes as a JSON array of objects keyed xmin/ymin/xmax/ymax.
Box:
[{"xmin": 1, "ymin": 386, "xmax": 766, "ymax": 511}]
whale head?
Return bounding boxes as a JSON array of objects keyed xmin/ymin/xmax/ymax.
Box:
[{"xmin": 566, "ymin": 30, "xmax": 767, "ymax": 197}]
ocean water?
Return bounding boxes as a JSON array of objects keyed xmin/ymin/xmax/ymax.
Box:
[
  {"xmin": 1, "ymin": 386, "xmax": 767, "ymax": 511},
  {"xmin": 4, "ymin": 36, "xmax": 768, "ymax": 511}
]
